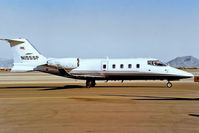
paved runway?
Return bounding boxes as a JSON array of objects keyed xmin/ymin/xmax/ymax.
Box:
[{"xmin": 0, "ymin": 72, "xmax": 199, "ymax": 133}]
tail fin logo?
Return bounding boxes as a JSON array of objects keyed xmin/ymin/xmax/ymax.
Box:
[{"xmin": 20, "ymin": 46, "xmax": 25, "ymax": 50}]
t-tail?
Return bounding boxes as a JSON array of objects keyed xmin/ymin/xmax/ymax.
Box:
[{"xmin": 0, "ymin": 38, "xmax": 47, "ymax": 72}]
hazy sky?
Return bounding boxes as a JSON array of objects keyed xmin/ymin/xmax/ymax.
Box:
[{"xmin": 0, "ymin": 0, "xmax": 199, "ymax": 62}]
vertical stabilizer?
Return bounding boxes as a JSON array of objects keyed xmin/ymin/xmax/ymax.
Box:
[{"xmin": 0, "ymin": 38, "xmax": 47, "ymax": 72}]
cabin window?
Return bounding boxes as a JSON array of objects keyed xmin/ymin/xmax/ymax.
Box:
[
  {"xmin": 136, "ymin": 64, "xmax": 140, "ymax": 68},
  {"xmin": 120, "ymin": 64, "xmax": 124, "ymax": 69},
  {"xmin": 112, "ymin": 64, "xmax": 116, "ymax": 69},
  {"xmin": 103, "ymin": 64, "xmax": 106, "ymax": 69},
  {"xmin": 128, "ymin": 64, "xmax": 132, "ymax": 68}
]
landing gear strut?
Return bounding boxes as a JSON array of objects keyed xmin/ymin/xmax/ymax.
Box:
[
  {"xmin": 166, "ymin": 81, "xmax": 172, "ymax": 88},
  {"xmin": 86, "ymin": 80, "xmax": 96, "ymax": 88}
]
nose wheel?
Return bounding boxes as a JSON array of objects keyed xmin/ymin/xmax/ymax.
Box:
[{"xmin": 166, "ymin": 81, "xmax": 172, "ymax": 88}]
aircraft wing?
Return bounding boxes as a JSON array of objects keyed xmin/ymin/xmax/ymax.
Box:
[
  {"xmin": 38, "ymin": 64, "xmax": 105, "ymax": 79},
  {"xmin": 72, "ymin": 74, "xmax": 105, "ymax": 79}
]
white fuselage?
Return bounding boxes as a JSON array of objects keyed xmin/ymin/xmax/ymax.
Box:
[{"xmin": 46, "ymin": 58, "xmax": 193, "ymax": 81}]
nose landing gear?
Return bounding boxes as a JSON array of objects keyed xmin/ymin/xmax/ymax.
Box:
[{"xmin": 166, "ymin": 81, "xmax": 172, "ymax": 88}]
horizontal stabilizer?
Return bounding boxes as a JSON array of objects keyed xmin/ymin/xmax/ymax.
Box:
[{"xmin": 0, "ymin": 38, "xmax": 24, "ymax": 47}]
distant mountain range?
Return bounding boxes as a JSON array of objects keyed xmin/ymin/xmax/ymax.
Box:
[
  {"xmin": 0, "ymin": 56, "xmax": 199, "ymax": 68},
  {"xmin": 167, "ymin": 56, "xmax": 199, "ymax": 68},
  {"xmin": 0, "ymin": 58, "xmax": 13, "ymax": 68}
]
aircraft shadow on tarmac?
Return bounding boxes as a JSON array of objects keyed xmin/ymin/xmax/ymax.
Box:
[
  {"xmin": 39, "ymin": 85, "xmax": 163, "ymax": 91},
  {"xmin": 101, "ymin": 94, "xmax": 199, "ymax": 101},
  {"xmin": 1, "ymin": 85, "xmax": 84, "ymax": 91},
  {"xmin": 1, "ymin": 85, "xmax": 166, "ymax": 91},
  {"xmin": 189, "ymin": 114, "xmax": 199, "ymax": 117},
  {"xmin": 4, "ymin": 86, "xmax": 49, "ymax": 89},
  {"xmin": 39, "ymin": 85, "xmax": 84, "ymax": 91}
]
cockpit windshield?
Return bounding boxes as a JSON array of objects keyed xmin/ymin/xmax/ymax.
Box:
[{"xmin": 148, "ymin": 60, "xmax": 167, "ymax": 66}]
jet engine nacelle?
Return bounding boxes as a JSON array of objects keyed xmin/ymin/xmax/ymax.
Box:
[{"xmin": 47, "ymin": 58, "xmax": 79, "ymax": 69}]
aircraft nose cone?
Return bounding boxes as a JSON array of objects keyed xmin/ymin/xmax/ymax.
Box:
[
  {"xmin": 180, "ymin": 70, "xmax": 194, "ymax": 78},
  {"xmin": 169, "ymin": 67, "xmax": 194, "ymax": 79}
]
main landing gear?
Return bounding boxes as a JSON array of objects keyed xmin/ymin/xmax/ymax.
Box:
[
  {"xmin": 166, "ymin": 81, "xmax": 172, "ymax": 88},
  {"xmin": 86, "ymin": 80, "xmax": 96, "ymax": 88}
]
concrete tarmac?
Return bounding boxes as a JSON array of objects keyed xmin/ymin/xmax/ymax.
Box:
[{"xmin": 0, "ymin": 72, "xmax": 199, "ymax": 133}]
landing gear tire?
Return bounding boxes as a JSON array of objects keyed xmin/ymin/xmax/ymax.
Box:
[
  {"xmin": 86, "ymin": 80, "xmax": 96, "ymax": 88},
  {"xmin": 86, "ymin": 80, "xmax": 91, "ymax": 88},
  {"xmin": 167, "ymin": 82, "xmax": 172, "ymax": 88},
  {"xmin": 91, "ymin": 80, "xmax": 96, "ymax": 87}
]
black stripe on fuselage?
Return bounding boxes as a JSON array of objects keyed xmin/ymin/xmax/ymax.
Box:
[
  {"xmin": 73, "ymin": 75, "xmax": 191, "ymax": 80},
  {"xmin": 71, "ymin": 70, "xmax": 189, "ymax": 80}
]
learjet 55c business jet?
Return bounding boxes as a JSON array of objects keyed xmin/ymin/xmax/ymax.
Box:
[{"xmin": 0, "ymin": 38, "xmax": 193, "ymax": 88}]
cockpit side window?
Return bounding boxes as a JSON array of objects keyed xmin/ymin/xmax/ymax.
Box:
[{"xmin": 147, "ymin": 60, "xmax": 166, "ymax": 66}]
